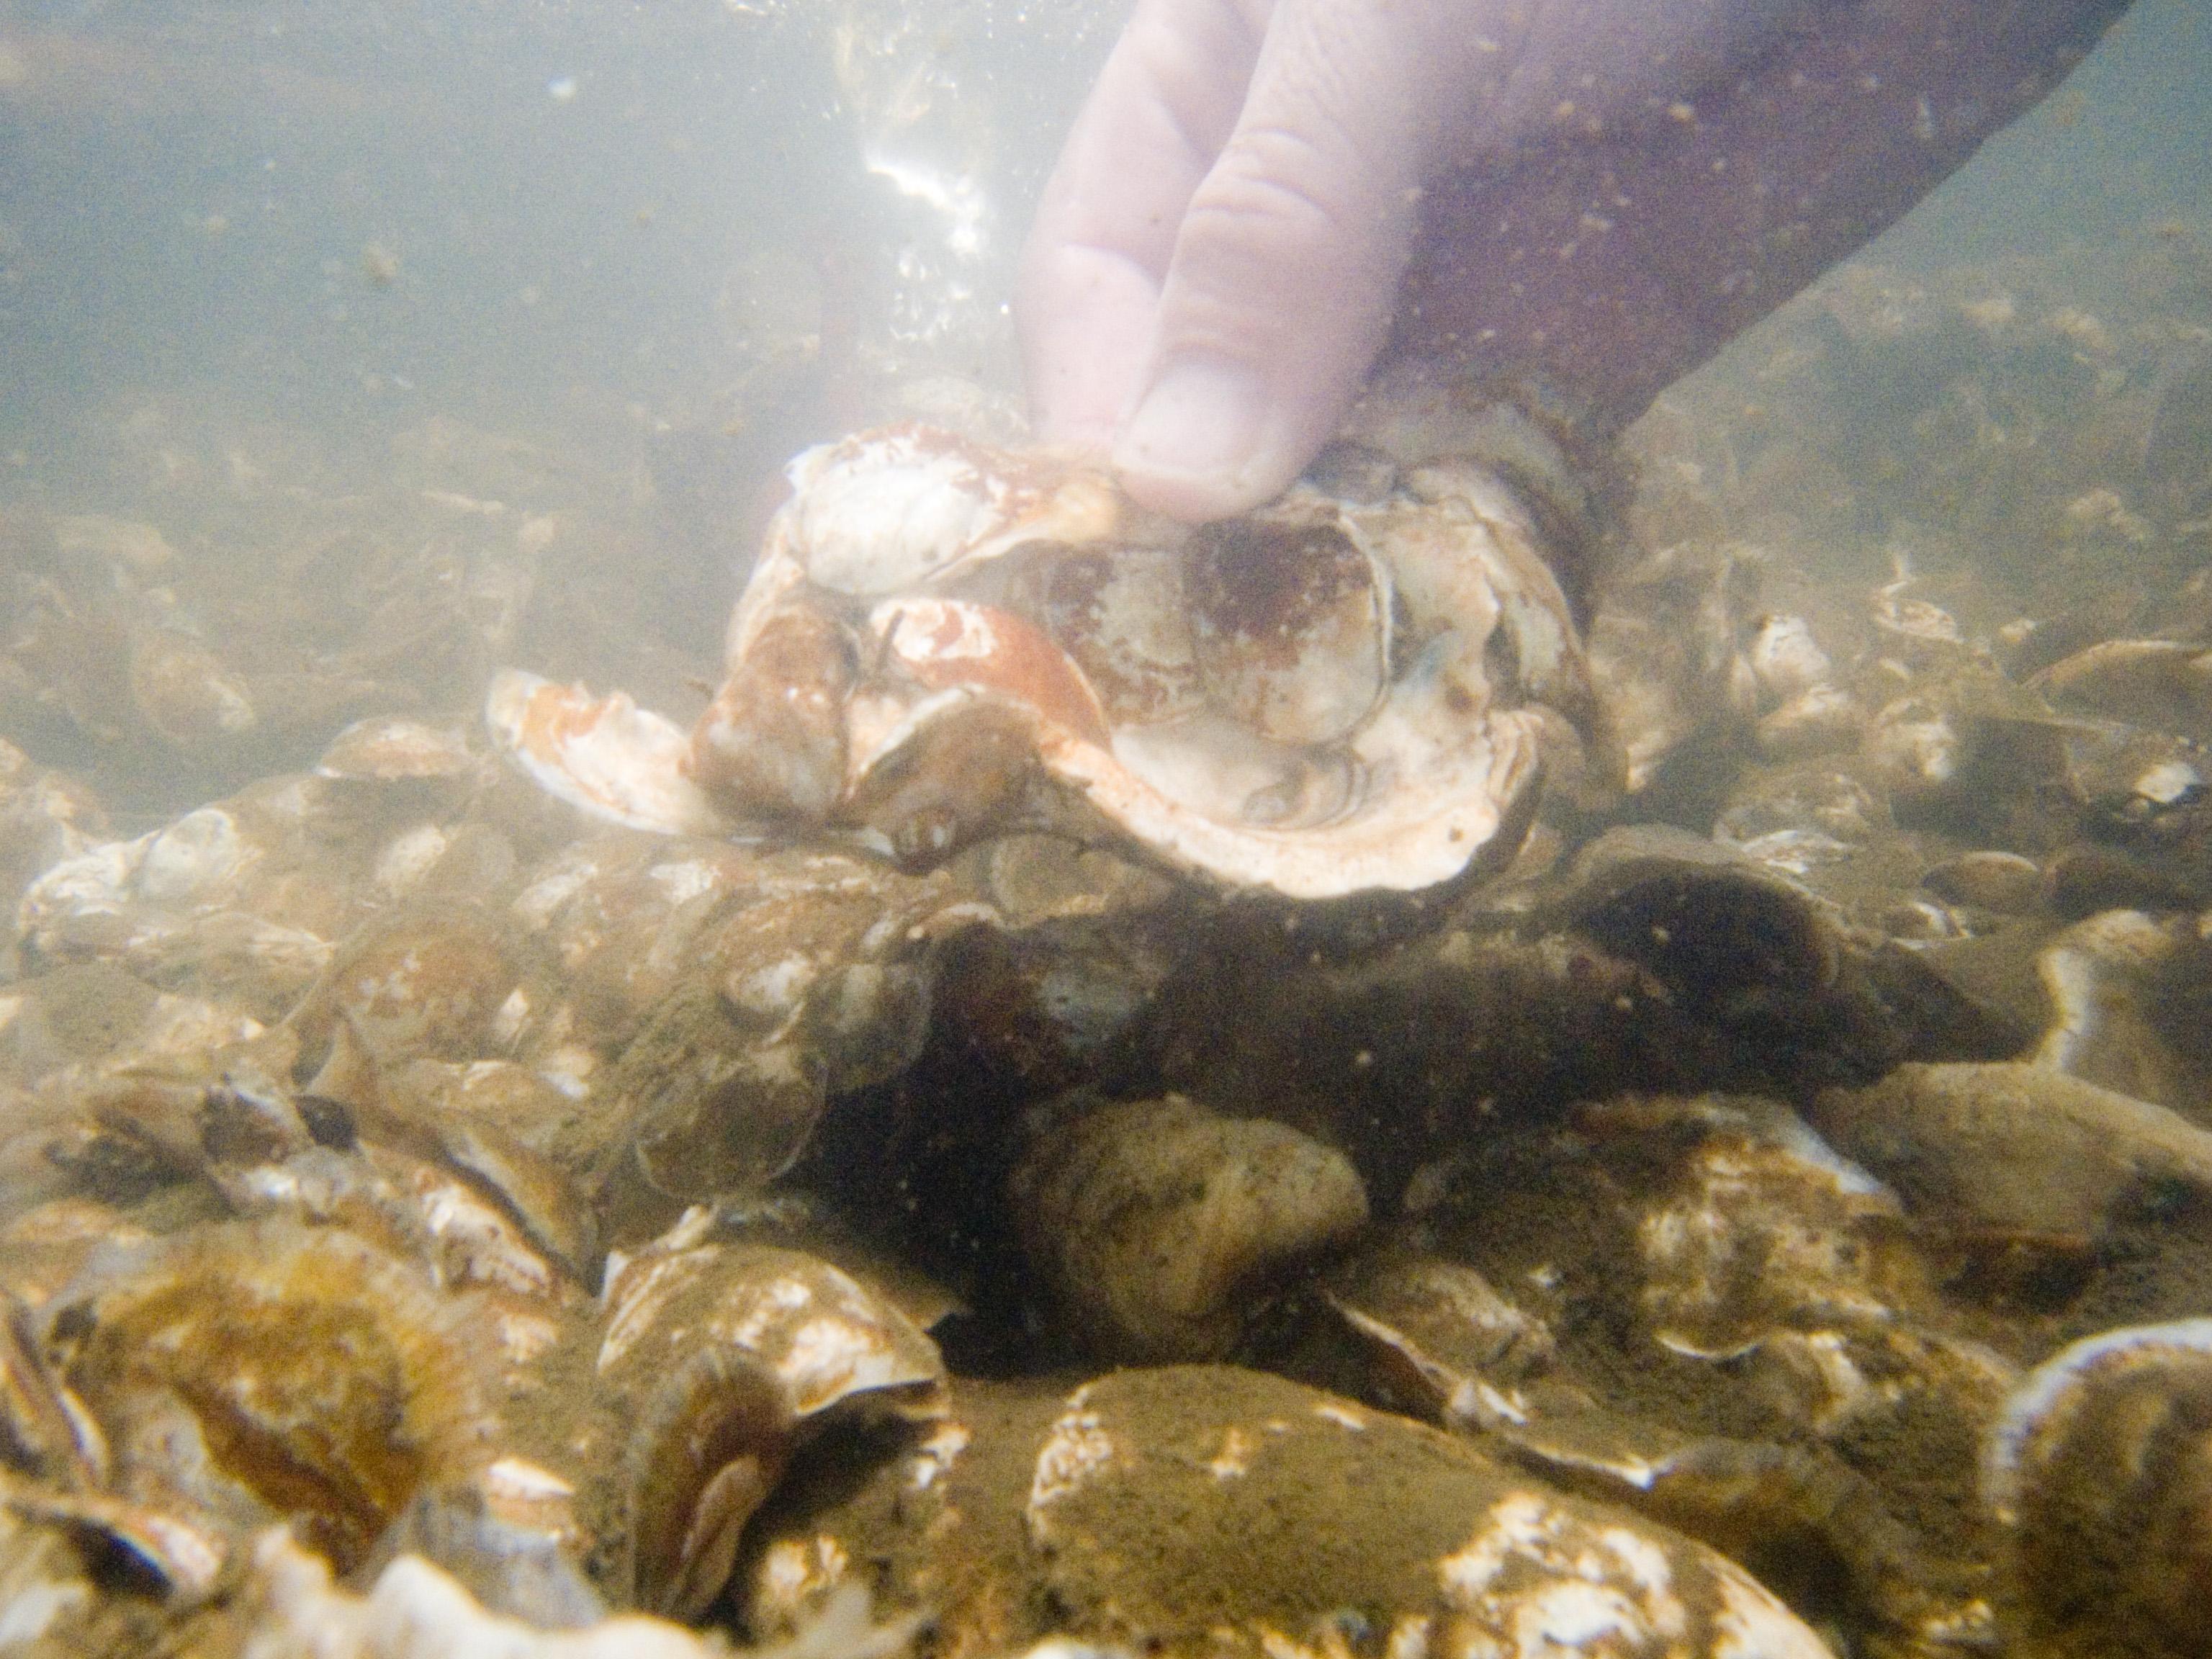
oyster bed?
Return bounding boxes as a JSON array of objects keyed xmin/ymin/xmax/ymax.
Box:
[{"xmin": 2, "ymin": 240, "xmax": 2212, "ymax": 1659}]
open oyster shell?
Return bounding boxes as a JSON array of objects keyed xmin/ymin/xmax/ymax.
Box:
[{"xmin": 490, "ymin": 423, "xmax": 1591, "ymax": 903}]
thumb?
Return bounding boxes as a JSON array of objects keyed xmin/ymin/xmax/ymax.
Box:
[{"xmin": 1114, "ymin": 0, "xmax": 1457, "ymax": 521}]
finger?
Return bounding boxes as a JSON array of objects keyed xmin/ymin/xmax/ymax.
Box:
[
  {"xmin": 1115, "ymin": 0, "xmax": 1472, "ymax": 521},
  {"xmin": 1015, "ymin": 0, "xmax": 1272, "ymax": 450}
]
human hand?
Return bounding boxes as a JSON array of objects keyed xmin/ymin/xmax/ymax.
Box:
[{"xmin": 1016, "ymin": 0, "xmax": 2131, "ymax": 523}]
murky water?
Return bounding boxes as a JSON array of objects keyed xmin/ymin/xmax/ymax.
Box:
[{"xmin": 1, "ymin": 3, "xmax": 2211, "ymax": 1656}]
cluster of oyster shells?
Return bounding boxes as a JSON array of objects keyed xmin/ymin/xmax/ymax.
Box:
[
  {"xmin": 5, "ymin": 244, "xmax": 2212, "ymax": 1659},
  {"xmin": 0, "ymin": 459, "xmax": 555, "ymax": 818},
  {"xmin": 487, "ymin": 418, "xmax": 1593, "ymax": 905}
]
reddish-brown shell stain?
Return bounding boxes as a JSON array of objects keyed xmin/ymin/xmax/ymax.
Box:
[
  {"xmin": 884, "ymin": 599, "xmax": 1113, "ymax": 750},
  {"xmin": 1190, "ymin": 523, "xmax": 1370, "ymax": 670}
]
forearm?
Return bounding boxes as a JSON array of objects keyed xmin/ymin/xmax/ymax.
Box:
[{"xmin": 1393, "ymin": 0, "xmax": 2139, "ymax": 439}]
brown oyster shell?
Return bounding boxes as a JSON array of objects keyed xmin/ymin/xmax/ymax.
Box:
[
  {"xmin": 739, "ymin": 1364, "xmax": 1833, "ymax": 1659},
  {"xmin": 50, "ymin": 1222, "xmax": 498, "ymax": 1575},
  {"xmin": 1811, "ymin": 1061, "xmax": 2212, "ymax": 1243},
  {"xmin": 1984, "ymin": 1320, "xmax": 2212, "ymax": 1659},
  {"xmin": 1010, "ymin": 1094, "xmax": 1369, "ymax": 1364}
]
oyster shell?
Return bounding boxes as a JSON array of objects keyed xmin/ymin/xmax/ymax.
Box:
[
  {"xmin": 48, "ymin": 1221, "xmax": 499, "ymax": 1575},
  {"xmin": 1010, "ymin": 1094, "xmax": 1370, "ymax": 1364},
  {"xmin": 225, "ymin": 1528, "xmax": 737, "ymax": 1659},
  {"xmin": 1318, "ymin": 1251, "xmax": 1958, "ymax": 1651},
  {"xmin": 597, "ymin": 1220, "xmax": 950, "ymax": 1620},
  {"xmin": 1984, "ymin": 1319, "xmax": 2212, "ymax": 1659},
  {"xmin": 737, "ymin": 1364, "xmax": 1834, "ymax": 1659},
  {"xmin": 490, "ymin": 423, "xmax": 1590, "ymax": 904},
  {"xmin": 1810, "ymin": 1061, "xmax": 2212, "ymax": 1243}
]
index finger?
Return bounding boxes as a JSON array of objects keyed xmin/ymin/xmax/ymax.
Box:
[{"xmin": 1015, "ymin": 0, "xmax": 1272, "ymax": 449}]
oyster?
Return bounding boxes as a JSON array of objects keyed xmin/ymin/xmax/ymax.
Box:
[
  {"xmin": 597, "ymin": 1217, "xmax": 950, "ymax": 1620},
  {"xmin": 1809, "ymin": 1061, "xmax": 2212, "ymax": 1243},
  {"xmin": 490, "ymin": 423, "xmax": 1591, "ymax": 903},
  {"xmin": 223, "ymin": 1527, "xmax": 755, "ymax": 1659},
  {"xmin": 1010, "ymin": 1094, "xmax": 1370, "ymax": 1363},
  {"xmin": 1984, "ymin": 1319, "xmax": 2212, "ymax": 1659},
  {"xmin": 736, "ymin": 1363, "xmax": 1835, "ymax": 1659},
  {"xmin": 45, "ymin": 1221, "xmax": 499, "ymax": 1575}
]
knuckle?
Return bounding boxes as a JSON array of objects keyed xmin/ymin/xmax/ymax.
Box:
[{"xmin": 1191, "ymin": 127, "xmax": 1359, "ymax": 246}]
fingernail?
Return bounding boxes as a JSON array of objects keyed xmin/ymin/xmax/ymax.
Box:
[{"xmin": 1118, "ymin": 356, "xmax": 1270, "ymax": 487}]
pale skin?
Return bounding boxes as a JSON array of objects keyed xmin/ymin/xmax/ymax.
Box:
[{"xmin": 1016, "ymin": 0, "xmax": 2134, "ymax": 523}]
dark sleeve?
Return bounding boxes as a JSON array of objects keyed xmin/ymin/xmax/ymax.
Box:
[{"xmin": 1388, "ymin": 0, "xmax": 2137, "ymax": 439}]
